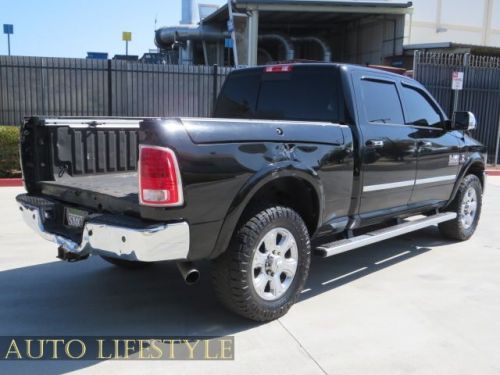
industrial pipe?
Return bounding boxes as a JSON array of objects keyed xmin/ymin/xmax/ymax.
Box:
[
  {"xmin": 155, "ymin": 25, "xmax": 229, "ymax": 48},
  {"xmin": 180, "ymin": 0, "xmax": 198, "ymax": 25},
  {"xmin": 258, "ymin": 34, "xmax": 295, "ymax": 61},
  {"xmin": 290, "ymin": 36, "xmax": 332, "ymax": 62}
]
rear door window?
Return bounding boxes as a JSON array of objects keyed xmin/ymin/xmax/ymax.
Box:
[{"xmin": 360, "ymin": 79, "xmax": 404, "ymax": 124}]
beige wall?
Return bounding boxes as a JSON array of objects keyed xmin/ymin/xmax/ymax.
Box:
[{"xmin": 406, "ymin": 0, "xmax": 500, "ymax": 47}]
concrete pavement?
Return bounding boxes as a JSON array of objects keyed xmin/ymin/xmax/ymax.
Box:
[{"xmin": 0, "ymin": 178, "xmax": 499, "ymax": 374}]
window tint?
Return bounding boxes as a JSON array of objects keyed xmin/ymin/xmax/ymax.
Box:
[
  {"xmin": 255, "ymin": 70, "xmax": 342, "ymax": 122},
  {"xmin": 401, "ymin": 85, "xmax": 442, "ymax": 126},
  {"xmin": 214, "ymin": 72, "xmax": 259, "ymax": 118},
  {"xmin": 360, "ymin": 79, "xmax": 404, "ymax": 124},
  {"xmin": 214, "ymin": 67, "xmax": 344, "ymax": 122}
]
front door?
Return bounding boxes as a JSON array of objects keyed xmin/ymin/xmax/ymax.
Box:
[
  {"xmin": 398, "ymin": 82, "xmax": 461, "ymax": 204},
  {"xmin": 353, "ymin": 72, "xmax": 418, "ymax": 216}
]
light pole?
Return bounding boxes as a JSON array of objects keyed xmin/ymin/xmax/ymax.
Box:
[
  {"xmin": 3, "ymin": 24, "xmax": 13, "ymax": 56},
  {"xmin": 122, "ymin": 31, "xmax": 132, "ymax": 56}
]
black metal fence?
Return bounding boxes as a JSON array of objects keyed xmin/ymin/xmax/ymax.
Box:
[
  {"xmin": 414, "ymin": 51, "xmax": 500, "ymax": 164},
  {"xmin": 0, "ymin": 56, "xmax": 234, "ymax": 125}
]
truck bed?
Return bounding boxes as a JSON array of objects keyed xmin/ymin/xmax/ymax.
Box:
[{"xmin": 21, "ymin": 117, "xmax": 142, "ymax": 213}]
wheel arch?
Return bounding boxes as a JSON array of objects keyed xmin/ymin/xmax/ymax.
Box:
[
  {"xmin": 447, "ymin": 155, "xmax": 485, "ymax": 206},
  {"xmin": 209, "ymin": 164, "xmax": 323, "ymax": 259}
]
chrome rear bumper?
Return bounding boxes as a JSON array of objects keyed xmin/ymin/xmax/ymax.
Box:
[{"xmin": 18, "ymin": 200, "xmax": 190, "ymax": 262}]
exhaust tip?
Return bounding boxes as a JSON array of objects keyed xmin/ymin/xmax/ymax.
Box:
[
  {"xmin": 184, "ymin": 269, "xmax": 200, "ymax": 285},
  {"xmin": 176, "ymin": 261, "xmax": 200, "ymax": 285}
]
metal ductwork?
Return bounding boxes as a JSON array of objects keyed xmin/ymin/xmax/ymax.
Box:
[
  {"xmin": 180, "ymin": 0, "xmax": 198, "ymax": 25},
  {"xmin": 155, "ymin": 25, "xmax": 228, "ymax": 65},
  {"xmin": 155, "ymin": 25, "xmax": 228, "ymax": 47},
  {"xmin": 155, "ymin": 0, "xmax": 228, "ymax": 65},
  {"xmin": 258, "ymin": 34, "xmax": 295, "ymax": 61},
  {"xmin": 291, "ymin": 36, "xmax": 332, "ymax": 62}
]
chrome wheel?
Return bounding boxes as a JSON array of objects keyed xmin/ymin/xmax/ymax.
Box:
[
  {"xmin": 251, "ymin": 227, "xmax": 299, "ymax": 301},
  {"xmin": 460, "ymin": 186, "xmax": 477, "ymax": 229}
]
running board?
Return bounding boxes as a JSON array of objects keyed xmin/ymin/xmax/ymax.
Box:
[{"xmin": 315, "ymin": 212, "xmax": 457, "ymax": 258}]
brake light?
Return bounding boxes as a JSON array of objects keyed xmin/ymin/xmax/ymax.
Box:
[
  {"xmin": 264, "ymin": 65, "xmax": 293, "ymax": 73},
  {"xmin": 139, "ymin": 145, "xmax": 183, "ymax": 207}
]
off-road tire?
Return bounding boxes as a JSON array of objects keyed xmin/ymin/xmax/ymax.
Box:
[
  {"xmin": 211, "ymin": 206, "xmax": 311, "ymax": 321},
  {"xmin": 438, "ymin": 174, "xmax": 482, "ymax": 241}
]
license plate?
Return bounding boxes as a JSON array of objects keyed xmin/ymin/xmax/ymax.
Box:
[{"xmin": 65, "ymin": 207, "xmax": 88, "ymax": 228}]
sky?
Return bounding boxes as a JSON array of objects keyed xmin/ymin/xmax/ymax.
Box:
[{"xmin": 0, "ymin": 0, "xmax": 227, "ymax": 58}]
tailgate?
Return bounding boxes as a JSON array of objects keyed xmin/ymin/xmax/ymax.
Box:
[{"xmin": 21, "ymin": 117, "xmax": 142, "ymax": 213}]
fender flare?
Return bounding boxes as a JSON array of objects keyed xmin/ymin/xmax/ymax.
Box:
[
  {"xmin": 208, "ymin": 162, "xmax": 324, "ymax": 259},
  {"xmin": 446, "ymin": 153, "xmax": 485, "ymax": 206}
]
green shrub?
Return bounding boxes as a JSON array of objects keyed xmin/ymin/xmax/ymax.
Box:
[{"xmin": 0, "ymin": 126, "xmax": 21, "ymax": 178}]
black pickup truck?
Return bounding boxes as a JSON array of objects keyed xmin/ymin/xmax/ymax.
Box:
[{"xmin": 17, "ymin": 63, "xmax": 486, "ymax": 321}]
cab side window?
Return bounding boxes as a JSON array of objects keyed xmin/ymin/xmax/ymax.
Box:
[
  {"xmin": 360, "ymin": 79, "xmax": 404, "ymax": 124},
  {"xmin": 400, "ymin": 85, "xmax": 442, "ymax": 126}
]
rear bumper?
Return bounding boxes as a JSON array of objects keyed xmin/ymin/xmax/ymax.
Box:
[{"xmin": 17, "ymin": 195, "xmax": 190, "ymax": 262}]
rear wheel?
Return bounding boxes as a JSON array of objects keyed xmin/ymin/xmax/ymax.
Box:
[
  {"xmin": 100, "ymin": 255, "xmax": 151, "ymax": 270},
  {"xmin": 439, "ymin": 174, "xmax": 482, "ymax": 241},
  {"xmin": 212, "ymin": 206, "xmax": 311, "ymax": 321}
]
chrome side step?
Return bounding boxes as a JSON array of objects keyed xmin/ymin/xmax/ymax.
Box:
[{"xmin": 316, "ymin": 212, "xmax": 457, "ymax": 258}]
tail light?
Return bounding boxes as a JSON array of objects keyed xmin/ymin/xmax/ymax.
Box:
[
  {"xmin": 264, "ymin": 65, "xmax": 293, "ymax": 73},
  {"xmin": 139, "ymin": 145, "xmax": 183, "ymax": 207}
]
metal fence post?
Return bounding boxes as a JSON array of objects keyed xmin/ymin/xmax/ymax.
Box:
[
  {"xmin": 413, "ymin": 50, "xmax": 419, "ymax": 80},
  {"xmin": 41, "ymin": 57, "xmax": 47, "ymax": 116},
  {"xmin": 212, "ymin": 64, "xmax": 218, "ymax": 115},
  {"xmin": 107, "ymin": 59, "xmax": 113, "ymax": 116},
  {"xmin": 495, "ymin": 114, "xmax": 500, "ymax": 166},
  {"xmin": 451, "ymin": 53, "xmax": 467, "ymax": 114}
]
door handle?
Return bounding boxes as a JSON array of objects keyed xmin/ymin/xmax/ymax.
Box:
[
  {"xmin": 417, "ymin": 140, "xmax": 433, "ymax": 148},
  {"xmin": 365, "ymin": 139, "xmax": 384, "ymax": 148}
]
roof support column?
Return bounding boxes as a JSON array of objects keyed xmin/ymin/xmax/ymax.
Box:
[{"xmin": 247, "ymin": 9, "xmax": 259, "ymax": 66}]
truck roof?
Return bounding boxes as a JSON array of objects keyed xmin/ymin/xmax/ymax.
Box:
[{"xmin": 234, "ymin": 62, "xmax": 421, "ymax": 86}]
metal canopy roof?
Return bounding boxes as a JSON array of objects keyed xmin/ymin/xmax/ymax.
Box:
[
  {"xmin": 257, "ymin": 10, "xmax": 389, "ymax": 28},
  {"xmin": 404, "ymin": 42, "xmax": 500, "ymax": 57},
  {"xmin": 202, "ymin": 0, "xmax": 412, "ymax": 25},
  {"xmin": 235, "ymin": 0, "xmax": 412, "ymax": 8}
]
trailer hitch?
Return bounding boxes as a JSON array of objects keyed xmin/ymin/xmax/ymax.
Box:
[{"xmin": 57, "ymin": 246, "xmax": 89, "ymax": 262}]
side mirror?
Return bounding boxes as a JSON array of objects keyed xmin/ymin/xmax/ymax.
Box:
[{"xmin": 453, "ymin": 111, "xmax": 477, "ymax": 131}]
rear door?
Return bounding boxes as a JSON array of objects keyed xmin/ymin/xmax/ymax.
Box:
[
  {"xmin": 353, "ymin": 71, "xmax": 418, "ymax": 216},
  {"xmin": 398, "ymin": 82, "xmax": 461, "ymax": 204}
]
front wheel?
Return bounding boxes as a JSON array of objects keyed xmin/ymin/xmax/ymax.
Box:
[
  {"xmin": 211, "ymin": 206, "xmax": 311, "ymax": 321},
  {"xmin": 439, "ymin": 174, "xmax": 482, "ymax": 241}
]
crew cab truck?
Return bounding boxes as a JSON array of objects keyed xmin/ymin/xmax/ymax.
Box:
[{"xmin": 16, "ymin": 63, "xmax": 486, "ymax": 321}]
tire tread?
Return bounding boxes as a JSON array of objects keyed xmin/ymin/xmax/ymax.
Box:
[{"xmin": 211, "ymin": 206, "xmax": 311, "ymax": 321}]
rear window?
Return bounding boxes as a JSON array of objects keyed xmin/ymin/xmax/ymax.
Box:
[{"xmin": 214, "ymin": 66, "xmax": 345, "ymax": 122}]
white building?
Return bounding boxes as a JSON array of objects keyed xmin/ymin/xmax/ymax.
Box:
[{"xmin": 407, "ymin": 0, "xmax": 500, "ymax": 48}]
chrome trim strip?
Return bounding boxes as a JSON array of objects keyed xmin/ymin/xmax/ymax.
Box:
[
  {"xmin": 363, "ymin": 179, "xmax": 414, "ymax": 192},
  {"xmin": 43, "ymin": 118, "xmax": 142, "ymax": 129},
  {"xmin": 363, "ymin": 174, "xmax": 456, "ymax": 192},
  {"xmin": 415, "ymin": 175, "xmax": 456, "ymax": 185},
  {"xmin": 180, "ymin": 117, "xmax": 350, "ymax": 128},
  {"xmin": 19, "ymin": 203, "xmax": 190, "ymax": 262},
  {"xmin": 316, "ymin": 212, "xmax": 457, "ymax": 257}
]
